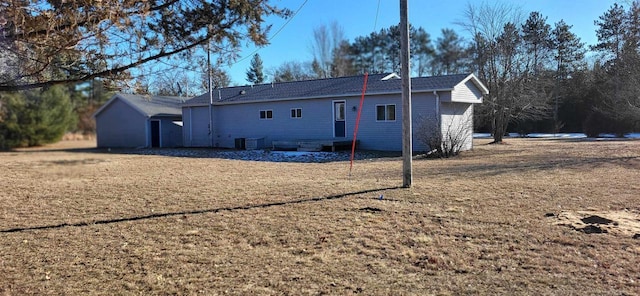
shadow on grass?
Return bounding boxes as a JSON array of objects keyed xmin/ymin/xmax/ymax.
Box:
[
  {"xmin": 3, "ymin": 146, "xmax": 403, "ymax": 163},
  {"xmin": 436, "ymin": 155, "xmax": 640, "ymax": 177},
  {"xmin": 0, "ymin": 186, "xmax": 402, "ymax": 234}
]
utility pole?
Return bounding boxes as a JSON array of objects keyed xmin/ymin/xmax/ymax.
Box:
[
  {"xmin": 400, "ymin": 0, "xmax": 412, "ymax": 188},
  {"xmin": 207, "ymin": 25, "xmax": 214, "ymax": 148}
]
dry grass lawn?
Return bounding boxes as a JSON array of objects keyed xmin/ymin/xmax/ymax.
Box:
[{"xmin": 1, "ymin": 138, "xmax": 639, "ymax": 295}]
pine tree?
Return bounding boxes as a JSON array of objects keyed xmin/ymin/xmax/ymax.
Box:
[
  {"xmin": 0, "ymin": 1, "xmax": 288, "ymax": 91},
  {"xmin": 246, "ymin": 54, "xmax": 265, "ymax": 84},
  {"xmin": 551, "ymin": 20, "xmax": 585, "ymax": 132},
  {"xmin": 431, "ymin": 28, "xmax": 467, "ymax": 75},
  {"xmin": 552, "ymin": 20, "xmax": 585, "ymax": 80},
  {"xmin": 521, "ymin": 12, "xmax": 553, "ymax": 75},
  {"xmin": 592, "ymin": 2, "xmax": 640, "ymax": 135},
  {"xmin": 0, "ymin": 86, "xmax": 76, "ymax": 149}
]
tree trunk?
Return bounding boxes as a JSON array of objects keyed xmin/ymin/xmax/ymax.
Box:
[{"xmin": 492, "ymin": 107, "xmax": 507, "ymax": 143}]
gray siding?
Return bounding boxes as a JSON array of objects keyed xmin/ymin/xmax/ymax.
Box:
[
  {"xmin": 440, "ymin": 102, "xmax": 474, "ymax": 151},
  {"xmin": 354, "ymin": 92, "xmax": 438, "ymax": 151},
  {"xmin": 213, "ymin": 99, "xmax": 334, "ymax": 148},
  {"xmin": 96, "ymin": 99, "xmax": 147, "ymax": 148},
  {"xmin": 452, "ymin": 80, "xmax": 483, "ymax": 103},
  {"xmin": 160, "ymin": 118, "xmax": 183, "ymax": 147},
  {"xmin": 183, "ymin": 106, "xmax": 211, "ymax": 147},
  {"xmin": 183, "ymin": 90, "xmax": 477, "ymax": 152},
  {"xmin": 197, "ymin": 93, "xmax": 440, "ymax": 151}
]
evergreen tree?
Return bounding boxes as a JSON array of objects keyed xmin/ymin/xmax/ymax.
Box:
[
  {"xmin": 551, "ymin": 20, "xmax": 585, "ymax": 132},
  {"xmin": 521, "ymin": 12, "xmax": 552, "ymax": 75},
  {"xmin": 0, "ymin": 86, "xmax": 76, "ymax": 149},
  {"xmin": 246, "ymin": 54, "xmax": 265, "ymax": 84},
  {"xmin": 348, "ymin": 25, "xmax": 433, "ymax": 76},
  {"xmin": 431, "ymin": 28, "xmax": 467, "ymax": 75},
  {"xmin": 552, "ymin": 20, "xmax": 585, "ymax": 80},
  {"xmin": 592, "ymin": 2, "xmax": 640, "ymax": 135}
]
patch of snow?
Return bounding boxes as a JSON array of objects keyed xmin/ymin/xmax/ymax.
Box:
[
  {"xmin": 119, "ymin": 148, "xmax": 388, "ymax": 163},
  {"xmin": 527, "ymin": 133, "xmax": 586, "ymax": 138},
  {"xmin": 474, "ymin": 132, "xmax": 640, "ymax": 140},
  {"xmin": 473, "ymin": 133, "xmax": 492, "ymax": 138}
]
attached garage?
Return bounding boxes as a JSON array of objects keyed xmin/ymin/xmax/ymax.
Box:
[{"xmin": 94, "ymin": 94, "xmax": 185, "ymax": 148}]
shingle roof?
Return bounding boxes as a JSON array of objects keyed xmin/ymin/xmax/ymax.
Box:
[
  {"xmin": 185, "ymin": 73, "xmax": 483, "ymax": 106},
  {"xmin": 95, "ymin": 94, "xmax": 186, "ymax": 118}
]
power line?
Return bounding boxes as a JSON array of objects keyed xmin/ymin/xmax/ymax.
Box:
[
  {"xmin": 229, "ymin": 0, "xmax": 309, "ymax": 66},
  {"xmin": 142, "ymin": 0, "xmax": 310, "ymax": 76},
  {"xmin": 373, "ymin": 0, "xmax": 381, "ymax": 32}
]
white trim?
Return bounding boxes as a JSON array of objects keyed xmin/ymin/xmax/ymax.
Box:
[
  {"xmin": 458, "ymin": 73, "xmax": 489, "ymax": 95},
  {"xmin": 375, "ymin": 104, "xmax": 397, "ymax": 122},
  {"xmin": 332, "ymin": 100, "xmax": 346, "ymax": 138},
  {"xmin": 259, "ymin": 109, "xmax": 273, "ymax": 120},
  {"xmin": 381, "ymin": 73, "xmax": 401, "ymax": 80}
]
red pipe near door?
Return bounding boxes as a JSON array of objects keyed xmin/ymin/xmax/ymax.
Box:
[{"xmin": 350, "ymin": 73, "xmax": 369, "ymax": 174}]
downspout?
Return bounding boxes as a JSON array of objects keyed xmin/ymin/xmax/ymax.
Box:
[
  {"xmin": 433, "ymin": 90, "xmax": 440, "ymax": 128},
  {"xmin": 189, "ymin": 107, "xmax": 193, "ymax": 146},
  {"xmin": 209, "ymin": 90, "xmax": 213, "ymax": 148}
]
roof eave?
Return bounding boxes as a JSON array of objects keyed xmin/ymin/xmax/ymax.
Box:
[
  {"xmin": 182, "ymin": 87, "xmax": 455, "ymax": 107},
  {"xmin": 93, "ymin": 94, "xmax": 150, "ymax": 119}
]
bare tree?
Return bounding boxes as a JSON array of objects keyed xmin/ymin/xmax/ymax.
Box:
[
  {"xmin": 310, "ymin": 21, "xmax": 347, "ymax": 78},
  {"xmin": 269, "ymin": 61, "xmax": 315, "ymax": 82},
  {"xmin": 459, "ymin": 2, "xmax": 549, "ymax": 143}
]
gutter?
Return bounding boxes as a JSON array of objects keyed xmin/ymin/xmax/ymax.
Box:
[{"xmin": 182, "ymin": 88, "xmax": 456, "ymax": 108}]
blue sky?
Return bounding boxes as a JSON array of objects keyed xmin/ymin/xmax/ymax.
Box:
[{"xmin": 221, "ymin": 0, "xmax": 618, "ymax": 85}]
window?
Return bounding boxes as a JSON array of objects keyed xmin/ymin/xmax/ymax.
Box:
[
  {"xmin": 290, "ymin": 108, "xmax": 302, "ymax": 118},
  {"xmin": 335, "ymin": 102, "xmax": 345, "ymax": 121},
  {"xmin": 259, "ymin": 110, "xmax": 273, "ymax": 119},
  {"xmin": 376, "ymin": 104, "xmax": 396, "ymax": 121}
]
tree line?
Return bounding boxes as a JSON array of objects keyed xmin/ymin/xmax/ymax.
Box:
[{"xmin": 248, "ymin": 2, "xmax": 640, "ymax": 142}]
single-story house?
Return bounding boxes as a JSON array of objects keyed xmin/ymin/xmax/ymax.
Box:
[
  {"xmin": 181, "ymin": 73, "xmax": 488, "ymax": 152},
  {"xmin": 94, "ymin": 94, "xmax": 185, "ymax": 148}
]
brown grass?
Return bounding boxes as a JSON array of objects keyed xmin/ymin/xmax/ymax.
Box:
[{"xmin": 1, "ymin": 138, "xmax": 639, "ymax": 295}]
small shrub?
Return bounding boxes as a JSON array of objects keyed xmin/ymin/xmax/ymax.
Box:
[{"xmin": 416, "ymin": 115, "xmax": 471, "ymax": 158}]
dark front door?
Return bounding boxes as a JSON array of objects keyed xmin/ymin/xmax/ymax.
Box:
[
  {"xmin": 334, "ymin": 101, "xmax": 346, "ymax": 137},
  {"xmin": 151, "ymin": 120, "xmax": 160, "ymax": 147}
]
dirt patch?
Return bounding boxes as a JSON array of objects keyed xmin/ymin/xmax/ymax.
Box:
[{"xmin": 552, "ymin": 210, "xmax": 640, "ymax": 238}]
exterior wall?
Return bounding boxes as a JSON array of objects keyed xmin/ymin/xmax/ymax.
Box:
[
  {"xmin": 96, "ymin": 99, "xmax": 147, "ymax": 148},
  {"xmin": 440, "ymin": 102, "xmax": 474, "ymax": 151},
  {"xmin": 452, "ymin": 80, "xmax": 484, "ymax": 103},
  {"xmin": 183, "ymin": 91, "xmax": 476, "ymax": 152},
  {"xmin": 353, "ymin": 92, "xmax": 437, "ymax": 151},
  {"xmin": 212, "ymin": 99, "xmax": 334, "ymax": 148},
  {"xmin": 159, "ymin": 117, "xmax": 183, "ymax": 147},
  {"xmin": 186, "ymin": 93, "xmax": 440, "ymax": 151},
  {"xmin": 183, "ymin": 106, "xmax": 211, "ymax": 147}
]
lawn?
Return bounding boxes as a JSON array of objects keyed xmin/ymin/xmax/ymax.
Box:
[{"xmin": 1, "ymin": 138, "xmax": 639, "ymax": 295}]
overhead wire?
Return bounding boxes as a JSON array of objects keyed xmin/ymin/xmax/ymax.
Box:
[
  {"xmin": 227, "ymin": 0, "xmax": 309, "ymax": 66},
  {"xmin": 349, "ymin": 0, "xmax": 381, "ymax": 177}
]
